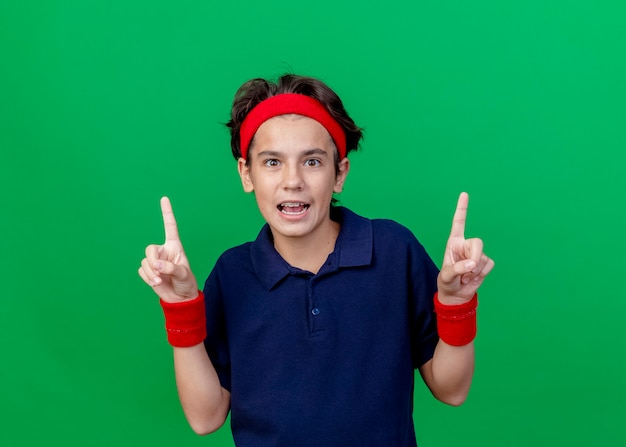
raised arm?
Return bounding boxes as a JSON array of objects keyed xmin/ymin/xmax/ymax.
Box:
[
  {"xmin": 138, "ymin": 197, "xmax": 230, "ymax": 434},
  {"xmin": 419, "ymin": 192, "xmax": 495, "ymax": 406}
]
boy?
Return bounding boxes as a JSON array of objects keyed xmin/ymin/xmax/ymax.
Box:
[{"xmin": 139, "ymin": 74, "xmax": 494, "ymax": 446}]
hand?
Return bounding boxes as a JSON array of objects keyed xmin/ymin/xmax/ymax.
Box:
[
  {"xmin": 138, "ymin": 197, "xmax": 198, "ymax": 303},
  {"xmin": 437, "ymin": 192, "xmax": 494, "ymax": 305}
]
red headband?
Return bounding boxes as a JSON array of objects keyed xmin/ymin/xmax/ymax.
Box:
[{"xmin": 239, "ymin": 93, "xmax": 347, "ymax": 160}]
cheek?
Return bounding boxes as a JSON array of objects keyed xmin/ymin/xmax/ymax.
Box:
[
  {"xmin": 254, "ymin": 188, "xmax": 276, "ymax": 215},
  {"xmin": 250, "ymin": 177, "xmax": 277, "ymax": 203},
  {"xmin": 331, "ymin": 173, "xmax": 344, "ymax": 191}
]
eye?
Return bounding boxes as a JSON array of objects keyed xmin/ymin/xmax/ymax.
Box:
[
  {"xmin": 305, "ymin": 159, "xmax": 321, "ymax": 167},
  {"xmin": 263, "ymin": 159, "xmax": 280, "ymax": 167}
]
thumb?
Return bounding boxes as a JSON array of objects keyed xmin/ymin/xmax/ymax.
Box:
[
  {"xmin": 154, "ymin": 259, "xmax": 191, "ymax": 281},
  {"xmin": 439, "ymin": 259, "xmax": 476, "ymax": 285}
]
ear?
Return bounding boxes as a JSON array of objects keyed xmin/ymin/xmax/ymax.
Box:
[
  {"xmin": 238, "ymin": 158, "xmax": 254, "ymax": 193},
  {"xmin": 333, "ymin": 157, "xmax": 350, "ymax": 193}
]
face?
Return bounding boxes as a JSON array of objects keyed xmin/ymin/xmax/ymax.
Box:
[{"xmin": 238, "ymin": 114, "xmax": 349, "ymax": 244}]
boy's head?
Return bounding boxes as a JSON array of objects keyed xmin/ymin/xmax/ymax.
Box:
[{"xmin": 226, "ymin": 74, "xmax": 363, "ymax": 168}]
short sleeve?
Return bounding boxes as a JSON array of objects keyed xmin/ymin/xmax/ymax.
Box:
[
  {"xmin": 203, "ymin": 267, "xmax": 232, "ymax": 391},
  {"xmin": 408, "ymin": 238, "xmax": 440, "ymax": 368}
]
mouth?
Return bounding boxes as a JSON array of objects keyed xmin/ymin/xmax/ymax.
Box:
[{"xmin": 277, "ymin": 202, "xmax": 310, "ymax": 215}]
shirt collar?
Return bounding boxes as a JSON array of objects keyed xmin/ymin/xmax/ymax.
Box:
[{"xmin": 250, "ymin": 207, "xmax": 373, "ymax": 290}]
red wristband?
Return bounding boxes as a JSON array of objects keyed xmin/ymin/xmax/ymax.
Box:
[
  {"xmin": 434, "ymin": 292, "xmax": 478, "ymax": 346},
  {"xmin": 159, "ymin": 291, "xmax": 207, "ymax": 347}
]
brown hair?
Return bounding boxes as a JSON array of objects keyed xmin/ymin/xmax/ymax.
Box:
[{"xmin": 226, "ymin": 74, "xmax": 363, "ymax": 162}]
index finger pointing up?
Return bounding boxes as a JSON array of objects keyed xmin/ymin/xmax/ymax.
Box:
[
  {"xmin": 160, "ymin": 196, "xmax": 180, "ymax": 241},
  {"xmin": 449, "ymin": 192, "xmax": 469, "ymax": 238}
]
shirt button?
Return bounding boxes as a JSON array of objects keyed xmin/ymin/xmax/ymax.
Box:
[{"xmin": 311, "ymin": 308, "xmax": 320, "ymax": 316}]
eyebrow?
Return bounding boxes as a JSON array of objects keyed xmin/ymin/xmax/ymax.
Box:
[{"xmin": 256, "ymin": 148, "xmax": 330, "ymax": 158}]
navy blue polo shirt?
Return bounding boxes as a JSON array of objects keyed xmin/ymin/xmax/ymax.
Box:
[{"xmin": 203, "ymin": 207, "xmax": 439, "ymax": 447}]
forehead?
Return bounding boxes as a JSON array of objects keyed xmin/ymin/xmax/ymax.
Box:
[{"xmin": 253, "ymin": 114, "xmax": 334, "ymax": 149}]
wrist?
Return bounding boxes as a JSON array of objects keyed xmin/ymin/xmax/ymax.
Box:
[
  {"xmin": 435, "ymin": 292, "xmax": 473, "ymax": 306},
  {"xmin": 434, "ymin": 292, "xmax": 478, "ymax": 346},
  {"xmin": 158, "ymin": 280, "xmax": 200, "ymax": 304},
  {"xmin": 160, "ymin": 291, "xmax": 207, "ymax": 347}
]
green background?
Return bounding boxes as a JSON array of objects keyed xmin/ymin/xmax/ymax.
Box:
[{"xmin": 2, "ymin": 0, "xmax": 625, "ymax": 445}]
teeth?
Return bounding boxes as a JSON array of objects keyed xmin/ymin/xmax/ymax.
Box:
[{"xmin": 278, "ymin": 202, "xmax": 309, "ymax": 215}]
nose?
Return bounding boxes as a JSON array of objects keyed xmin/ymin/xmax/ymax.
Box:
[{"xmin": 281, "ymin": 164, "xmax": 304, "ymax": 190}]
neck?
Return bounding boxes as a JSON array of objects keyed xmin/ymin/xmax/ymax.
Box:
[{"xmin": 272, "ymin": 220, "xmax": 340, "ymax": 274}]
